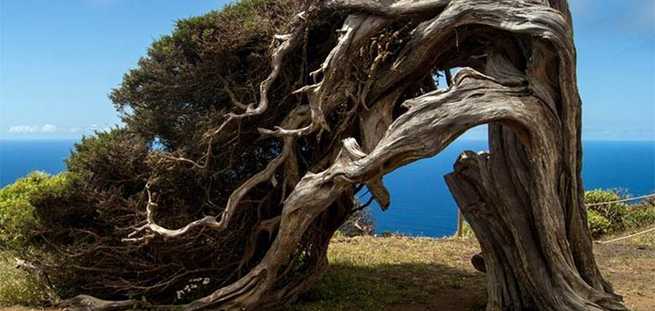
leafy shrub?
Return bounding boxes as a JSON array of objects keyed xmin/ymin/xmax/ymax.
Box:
[
  {"xmin": 0, "ymin": 172, "xmax": 76, "ymax": 250},
  {"xmin": 2, "ymin": 128, "xmax": 271, "ymax": 303},
  {"xmin": 0, "ymin": 129, "xmax": 150, "ymax": 302},
  {"xmin": 586, "ymin": 209, "xmax": 612, "ymax": 238},
  {"xmin": 110, "ymin": 0, "xmax": 297, "ymax": 148},
  {"xmin": 0, "ymin": 253, "xmax": 50, "ymax": 307},
  {"xmin": 583, "ymin": 190, "xmax": 655, "ymax": 237},
  {"xmin": 584, "ymin": 189, "xmax": 628, "ymax": 236},
  {"xmin": 624, "ymin": 198, "xmax": 655, "ymax": 229},
  {"xmin": 454, "ymin": 190, "xmax": 653, "ymax": 240},
  {"xmin": 0, "ymin": 172, "xmax": 78, "ymax": 306},
  {"xmin": 66, "ymin": 128, "xmax": 149, "ymax": 195}
]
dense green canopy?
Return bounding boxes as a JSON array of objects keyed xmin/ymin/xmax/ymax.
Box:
[{"xmin": 5, "ymin": 0, "xmax": 341, "ymax": 303}]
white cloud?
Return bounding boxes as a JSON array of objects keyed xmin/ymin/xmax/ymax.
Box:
[
  {"xmin": 8, "ymin": 125, "xmax": 38, "ymax": 133},
  {"xmin": 8, "ymin": 124, "xmax": 59, "ymax": 134},
  {"xmin": 6, "ymin": 123, "xmax": 119, "ymax": 136},
  {"xmin": 41, "ymin": 124, "xmax": 57, "ymax": 133}
]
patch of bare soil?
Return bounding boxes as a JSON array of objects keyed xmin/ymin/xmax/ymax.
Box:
[{"xmin": 594, "ymin": 240, "xmax": 655, "ymax": 311}]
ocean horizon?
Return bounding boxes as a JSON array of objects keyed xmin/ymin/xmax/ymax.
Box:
[{"xmin": 1, "ymin": 138, "xmax": 654, "ymax": 237}]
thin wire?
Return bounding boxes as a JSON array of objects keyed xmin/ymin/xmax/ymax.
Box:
[
  {"xmin": 585, "ymin": 193, "xmax": 655, "ymax": 207},
  {"xmin": 596, "ymin": 226, "xmax": 655, "ymax": 244}
]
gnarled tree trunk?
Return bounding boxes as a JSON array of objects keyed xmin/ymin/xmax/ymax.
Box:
[{"xmin": 62, "ymin": 0, "xmax": 627, "ymax": 310}]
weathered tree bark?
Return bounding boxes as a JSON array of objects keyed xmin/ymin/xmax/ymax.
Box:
[{"xmin": 62, "ymin": 0, "xmax": 627, "ymax": 310}]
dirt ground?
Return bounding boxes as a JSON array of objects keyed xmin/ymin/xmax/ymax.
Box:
[{"xmin": 594, "ymin": 238, "xmax": 655, "ymax": 311}]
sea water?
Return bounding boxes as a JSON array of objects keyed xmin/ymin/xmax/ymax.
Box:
[{"xmin": 1, "ymin": 139, "xmax": 653, "ymax": 237}]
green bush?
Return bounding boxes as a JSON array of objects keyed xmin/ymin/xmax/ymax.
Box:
[
  {"xmin": 0, "ymin": 172, "xmax": 76, "ymax": 250},
  {"xmin": 0, "ymin": 173, "xmax": 77, "ymax": 306},
  {"xmin": 66, "ymin": 128, "xmax": 149, "ymax": 195},
  {"xmin": 583, "ymin": 190, "xmax": 655, "ymax": 238},
  {"xmin": 586, "ymin": 209, "xmax": 612, "ymax": 238},
  {"xmin": 0, "ymin": 252, "xmax": 50, "ymax": 307},
  {"xmin": 584, "ymin": 189, "xmax": 628, "ymax": 236},
  {"xmin": 624, "ymin": 199, "xmax": 655, "ymax": 229}
]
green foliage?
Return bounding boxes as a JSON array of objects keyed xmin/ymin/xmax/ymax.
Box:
[
  {"xmin": 0, "ymin": 0, "xmax": 308, "ymax": 302},
  {"xmin": 451, "ymin": 190, "xmax": 655, "ymax": 240},
  {"xmin": 0, "ymin": 129, "xmax": 152, "ymax": 302},
  {"xmin": 624, "ymin": 199, "xmax": 655, "ymax": 229},
  {"xmin": 0, "ymin": 172, "xmax": 75, "ymax": 250},
  {"xmin": 0, "ymin": 0, "xmax": 342, "ymax": 305},
  {"xmin": 0, "ymin": 173, "xmax": 78, "ymax": 306},
  {"xmin": 0, "ymin": 252, "xmax": 50, "ymax": 307},
  {"xmin": 0, "ymin": 130, "xmax": 263, "ymax": 304},
  {"xmin": 586, "ymin": 209, "xmax": 612, "ymax": 238},
  {"xmin": 585, "ymin": 190, "xmax": 628, "ymax": 225},
  {"xmin": 66, "ymin": 128, "xmax": 149, "ymax": 195},
  {"xmin": 583, "ymin": 190, "xmax": 655, "ymax": 238},
  {"xmin": 584, "ymin": 189, "xmax": 629, "ymax": 237},
  {"xmin": 110, "ymin": 0, "xmax": 296, "ymax": 148}
]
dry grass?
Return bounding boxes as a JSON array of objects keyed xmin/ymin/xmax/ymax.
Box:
[
  {"xmin": 291, "ymin": 235, "xmax": 487, "ymax": 311},
  {"xmin": 292, "ymin": 233, "xmax": 654, "ymax": 311},
  {"xmin": 594, "ymin": 229, "xmax": 655, "ymax": 311},
  {"xmin": 2, "ymin": 233, "xmax": 653, "ymax": 311}
]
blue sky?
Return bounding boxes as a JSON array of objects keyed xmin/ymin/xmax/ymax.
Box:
[{"xmin": 1, "ymin": 0, "xmax": 654, "ymax": 140}]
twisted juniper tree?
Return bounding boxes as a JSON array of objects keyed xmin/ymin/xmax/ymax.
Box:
[{"xmin": 54, "ymin": 0, "xmax": 627, "ymax": 310}]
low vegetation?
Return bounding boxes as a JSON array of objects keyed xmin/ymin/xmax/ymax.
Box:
[
  {"xmin": 0, "ymin": 172, "xmax": 72, "ymax": 306},
  {"xmin": 1, "ymin": 182, "xmax": 653, "ymax": 309},
  {"xmin": 2, "ymin": 233, "xmax": 653, "ymax": 311},
  {"xmin": 0, "ymin": 253, "xmax": 50, "ymax": 307},
  {"xmin": 457, "ymin": 189, "xmax": 655, "ymax": 240},
  {"xmin": 585, "ymin": 189, "xmax": 655, "ymax": 238},
  {"xmin": 291, "ymin": 233, "xmax": 655, "ymax": 311},
  {"xmin": 292, "ymin": 235, "xmax": 487, "ymax": 311},
  {"xmin": 0, "ymin": 172, "xmax": 76, "ymax": 251}
]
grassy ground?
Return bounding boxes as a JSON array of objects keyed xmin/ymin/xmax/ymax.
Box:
[
  {"xmin": 291, "ymin": 236, "xmax": 486, "ymax": 311},
  {"xmin": 1, "ymin": 232, "xmax": 653, "ymax": 311},
  {"xmin": 291, "ymin": 233, "xmax": 654, "ymax": 311}
]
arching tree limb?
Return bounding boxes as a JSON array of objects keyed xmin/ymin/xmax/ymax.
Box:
[{"xmin": 60, "ymin": 1, "xmax": 625, "ymax": 310}]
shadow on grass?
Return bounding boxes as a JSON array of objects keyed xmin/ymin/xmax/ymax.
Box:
[{"xmin": 290, "ymin": 262, "xmax": 487, "ymax": 311}]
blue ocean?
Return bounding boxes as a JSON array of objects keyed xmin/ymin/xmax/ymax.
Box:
[{"xmin": 1, "ymin": 139, "xmax": 654, "ymax": 237}]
